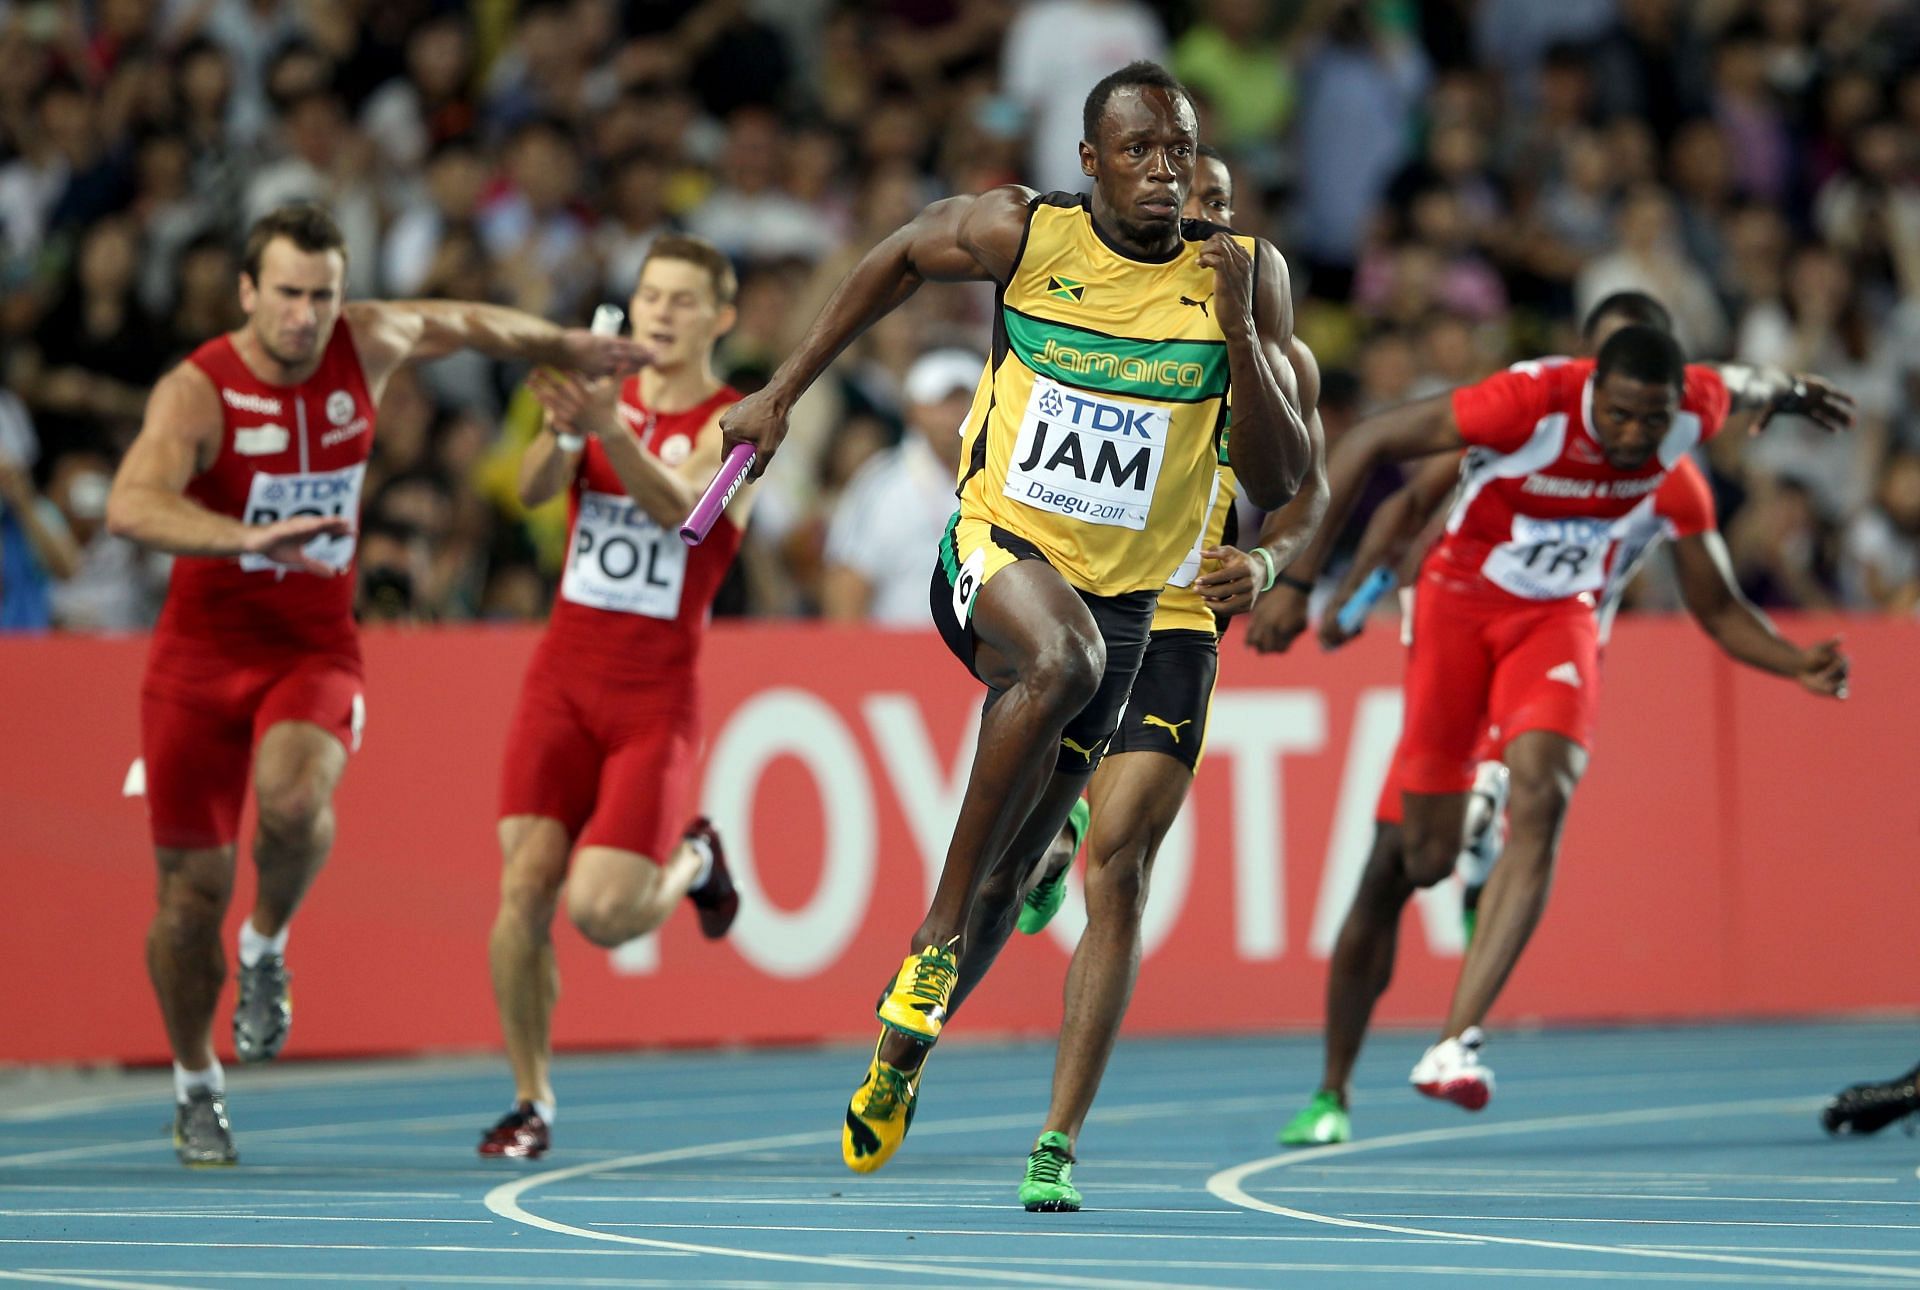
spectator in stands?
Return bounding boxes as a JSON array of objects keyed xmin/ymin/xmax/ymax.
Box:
[{"xmin": 821, "ymin": 348, "xmax": 979, "ymax": 627}]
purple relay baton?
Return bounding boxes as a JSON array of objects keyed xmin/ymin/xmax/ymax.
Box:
[{"xmin": 680, "ymin": 441, "xmax": 755, "ymax": 545}]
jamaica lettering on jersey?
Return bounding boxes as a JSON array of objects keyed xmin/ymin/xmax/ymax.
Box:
[{"xmin": 956, "ymin": 194, "xmax": 1246, "ymax": 597}]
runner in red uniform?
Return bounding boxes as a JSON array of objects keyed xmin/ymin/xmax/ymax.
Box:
[
  {"xmin": 479, "ymin": 236, "xmax": 749, "ymax": 1160},
  {"xmin": 1257, "ymin": 323, "xmax": 1853, "ymax": 1131},
  {"xmin": 106, "ymin": 204, "xmax": 649, "ymax": 1166}
]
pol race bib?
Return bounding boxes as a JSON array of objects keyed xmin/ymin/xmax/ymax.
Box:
[
  {"xmin": 1004, "ymin": 375, "xmax": 1168, "ymax": 530},
  {"xmin": 562, "ymin": 489, "xmax": 687, "ymax": 617},
  {"xmin": 238, "ymin": 464, "xmax": 365, "ymax": 573}
]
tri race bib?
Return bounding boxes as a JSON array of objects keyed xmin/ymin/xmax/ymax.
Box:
[
  {"xmin": 1481, "ymin": 515, "xmax": 1614, "ymax": 599},
  {"xmin": 1003, "ymin": 375, "xmax": 1169, "ymax": 531},
  {"xmin": 561, "ymin": 489, "xmax": 687, "ymax": 618},
  {"xmin": 238, "ymin": 464, "xmax": 365, "ymax": 573}
]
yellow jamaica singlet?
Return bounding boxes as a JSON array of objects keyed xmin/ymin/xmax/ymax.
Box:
[
  {"xmin": 1153, "ymin": 453, "xmax": 1240, "ymax": 634},
  {"xmin": 955, "ymin": 193, "xmax": 1248, "ymax": 598}
]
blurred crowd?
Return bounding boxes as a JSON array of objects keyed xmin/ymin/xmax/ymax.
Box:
[{"xmin": 2, "ymin": 0, "xmax": 1918, "ymax": 633}]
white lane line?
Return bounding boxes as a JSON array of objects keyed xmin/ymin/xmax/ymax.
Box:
[
  {"xmin": 0, "ymin": 1186, "xmax": 461, "ymax": 1200},
  {"xmin": 0, "ymin": 1241, "xmax": 689, "ymax": 1257},
  {"xmin": 0, "ymin": 1273, "xmax": 185, "ymax": 1290},
  {"xmin": 1626, "ymin": 1246, "xmax": 1920, "ymax": 1257},
  {"xmin": 0, "ymin": 1212, "xmax": 488, "ymax": 1225},
  {"xmin": 28, "ymin": 1263, "xmax": 1904, "ymax": 1290},
  {"xmin": 1280, "ymin": 1166, "xmax": 1903, "ymax": 1186},
  {"xmin": 485, "ymin": 1099, "xmax": 1282, "ymax": 1290},
  {"xmin": 13, "ymin": 1274, "xmax": 944, "ymax": 1282},
  {"xmin": 1244, "ymin": 1187, "xmax": 1920, "ymax": 1206},
  {"xmin": 1209, "ymin": 1096, "xmax": 1920, "ymax": 1283},
  {"xmin": 1349, "ymin": 1214, "xmax": 1920, "ymax": 1232},
  {"xmin": 585, "ymin": 1198, "xmax": 1225, "ymax": 1214},
  {"xmin": 894, "ymin": 1254, "xmax": 1918, "ymax": 1286},
  {"xmin": 585, "ymin": 1223, "xmax": 1469, "ymax": 1245}
]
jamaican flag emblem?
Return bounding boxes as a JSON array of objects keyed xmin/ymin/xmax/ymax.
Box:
[{"xmin": 1045, "ymin": 276, "xmax": 1086, "ymax": 303}]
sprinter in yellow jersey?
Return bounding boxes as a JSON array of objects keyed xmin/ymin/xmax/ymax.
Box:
[
  {"xmin": 721, "ymin": 62, "xmax": 1314, "ymax": 1176},
  {"xmin": 1004, "ymin": 149, "xmax": 1329, "ymax": 1211}
]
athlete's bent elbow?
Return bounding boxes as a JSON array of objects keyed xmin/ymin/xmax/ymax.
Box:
[{"xmin": 104, "ymin": 487, "xmax": 144, "ymax": 542}]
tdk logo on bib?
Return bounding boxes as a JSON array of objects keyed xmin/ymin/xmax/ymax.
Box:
[
  {"xmin": 1005, "ymin": 375, "xmax": 1167, "ymax": 530},
  {"xmin": 239, "ymin": 464, "xmax": 365, "ymax": 573}
]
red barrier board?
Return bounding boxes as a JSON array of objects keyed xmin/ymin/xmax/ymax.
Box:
[{"xmin": 2, "ymin": 617, "xmax": 1914, "ymax": 1066}]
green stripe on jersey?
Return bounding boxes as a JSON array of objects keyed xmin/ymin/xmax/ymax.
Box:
[{"xmin": 1003, "ymin": 310, "xmax": 1228, "ymax": 404}]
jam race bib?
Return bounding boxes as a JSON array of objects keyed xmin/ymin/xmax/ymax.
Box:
[
  {"xmin": 1004, "ymin": 375, "xmax": 1168, "ymax": 530},
  {"xmin": 238, "ymin": 464, "xmax": 365, "ymax": 573},
  {"xmin": 561, "ymin": 489, "xmax": 687, "ymax": 617}
]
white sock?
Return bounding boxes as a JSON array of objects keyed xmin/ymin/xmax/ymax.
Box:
[
  {"xmin": 531, "ymin": 1099, "xmax": 556, "ymax": 1124},
  {"xmin": 238, "ymin": 918, "xmax": 289, "ymax": 969},
  {"xmin": 686, "ymin": 834, "xmax": 714, "ymax": 891},
  {"xmin": 175, "ymin": 1058, "xmax": 224, "ymax": 1105}
]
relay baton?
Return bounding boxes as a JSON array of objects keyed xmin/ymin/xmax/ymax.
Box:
[
  {"xmin": 681, "ymin": 442, "xmax": 755, "ymax": 546},
  {"xmin": 590, "ymin": 303, "xmax": 625, "ymax": 335},
  {"xmin": 1335, "ymin": 566, "xmax": 1397, "ymax": 636}
]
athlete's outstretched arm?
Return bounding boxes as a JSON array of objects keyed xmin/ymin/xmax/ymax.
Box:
[
  {"xmin": 1712, "ymin": 364, "xmax": 1855, "ymax": 438},
  {"xmin": 1239, "ymin": 389, "xmax": 1464, "ymax": 649},
  {"xmin": 719, "ymin": 186, "xmax": 1033, "ymax": 478},
  {"xmin": 1214, "ymin": 238, "xmax": 1311, "ymax": 508},
  {"xmin": 106, "ymin": 364, "xmax": 348, "ymax": 571},
  {"xmin": 1672, "ymin": 531, "xmax": 1849, "ymax": 698},
  {"xmin": 1314, "ymin": 452, "xmax": 1461, "ymax": 649},
  {"xmin": 345, "ymin": 301, "xmax": 651, "ymax": 402}
]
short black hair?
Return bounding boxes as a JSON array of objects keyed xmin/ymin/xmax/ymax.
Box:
[
  {"xmin": 1082, "ymin": 60, "xmax": 1190, "ymax": 145},
  {"xmin": 1582, "ymin": 291, "xmax": 1673, "ymax": 340},
  {"xmin": 1197, "ymin": 142, "xmax": 1225, "ymax": 162},
  {"xmin": 242, "ymin": 203, "xmax": 346, "ymax": 280},
  {"xmin": 1594, "ymin": 324, "xmax": 1686, "ymax": 392}
]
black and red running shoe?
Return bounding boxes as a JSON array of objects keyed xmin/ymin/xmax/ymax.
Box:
[
  {"xmin": 478, "ymin": 1102, "xmax": 550, "ymax": 1159},
  {"xmin": 684, "ymin": 817, "xmax": 739, "ymax": 940}
]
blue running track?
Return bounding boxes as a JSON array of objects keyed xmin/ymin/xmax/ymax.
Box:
[{"xmin": 3, "ymin": 1021, "xmax": 1916, "ymax": 1288}]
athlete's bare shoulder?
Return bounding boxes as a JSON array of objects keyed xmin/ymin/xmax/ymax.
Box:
[
  {"xmin": 923, "ymin": 184, "xmax": 1037, "ymax": 285},
  {"xmin": 127, "ymin": 360, "xmax": 223, "ymax": 480}
]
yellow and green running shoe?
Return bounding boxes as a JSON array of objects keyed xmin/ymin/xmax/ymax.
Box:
[
  {"xmin": 874, "ymin": 940, "xmax": 960, "ymax": 1042},
  {"xmin": 1018, "ymin": 1130, "xmax": 1081, "ymax": 1211},
  {"xmin": 1278, "ymin": 1089, "xmax": 1351, "ymax": 1147},
  {"xmin": 843, "ymin": 1036, "xmax": 926, "ymax": 1173},
  {"xmin": 1018, "ymin": 798, "xmax": 1090, "ymax": 935}
]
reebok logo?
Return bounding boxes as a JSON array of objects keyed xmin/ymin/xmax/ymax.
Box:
[
  {"xmin": 1546, "ymin": 662, "xmax": 1582, "ymax": 687},
  {"xmin": 221, "ymin": 388, "xmax": 283, "ymax": 415}
]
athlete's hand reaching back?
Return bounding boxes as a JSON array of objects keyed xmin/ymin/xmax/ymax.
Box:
[
  {"xmin": 557, "ymin": 328, "xmax": 652, "ymax": 378},
  {"xmin": 1244, "ymin": 583, "xmax": 1309, "ymax": 654},
  {"xmin": 718, "ymin": 390, "xmax": 788, "ymax": 480},
  {"xmin": 1759, "ymin": 373, "xmax": 1855, "ymax": 436},
  {"xmin": 1196, "ymin": 545, "xmax": 1256, "ymax": 615},
  {"xmin": 243, "ymin": 515, "xmax": 352, "ymax": 577},
  {"xmin": 1797, "ymin": 637, "xmax": 1850, "ymax": 699},
  {"xmin": 1195, "ymin": 232, "xmax": 1256, "ymax": 339}
]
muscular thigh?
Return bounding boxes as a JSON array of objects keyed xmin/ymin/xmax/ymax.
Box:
[{"xmin": 1398, "ymin": 574, "xmax": 1497, "ymax": 795}]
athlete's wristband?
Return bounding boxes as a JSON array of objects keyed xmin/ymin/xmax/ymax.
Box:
[
  {"xmin": 1275, "ymin": 570, "xmax": 1313, "ymax": 596},
  {"xmin": 1249, "ymin": 546, "xmax": 1278, "ymax": 593},
  {"xmin": 554, "ymin": 431, "xmax": 585, "ymax": 452}
]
